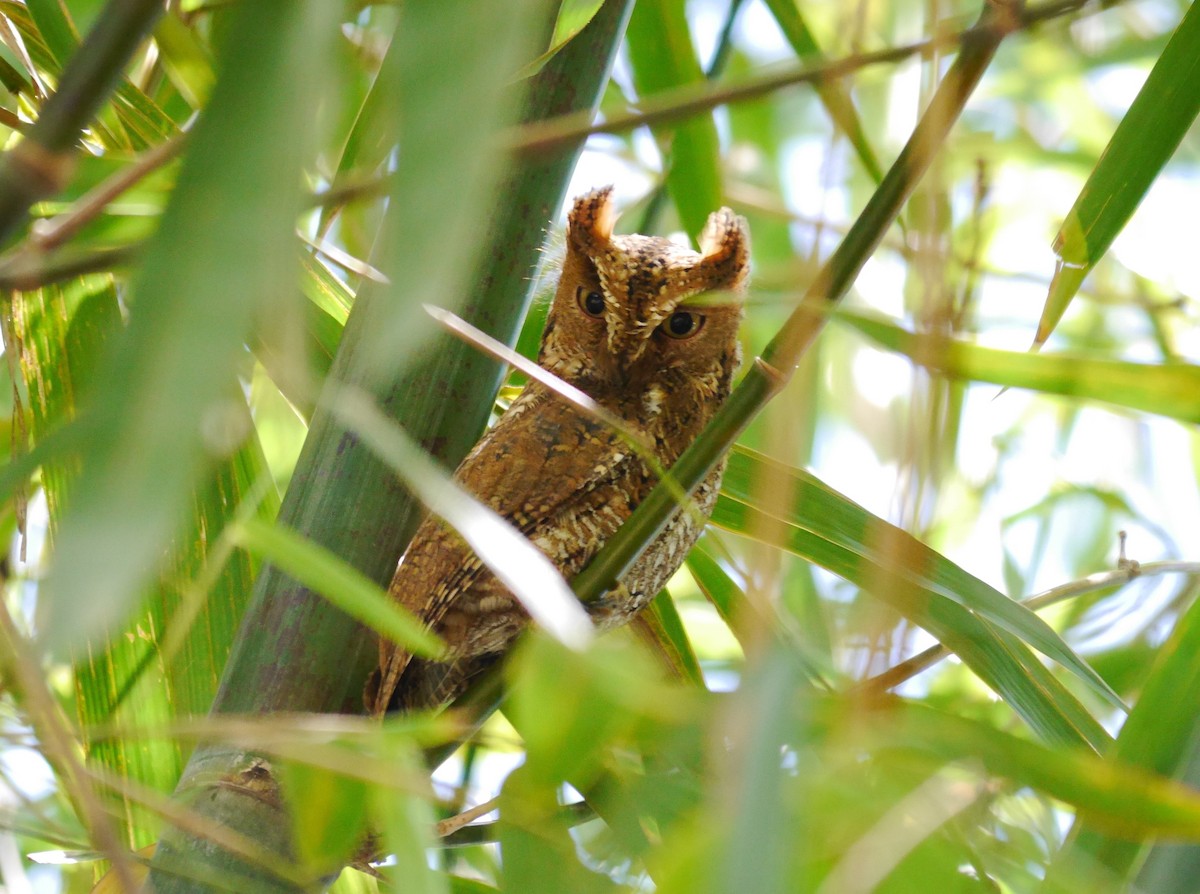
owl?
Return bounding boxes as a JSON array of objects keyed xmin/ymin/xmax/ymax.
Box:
[{"xmin": 366, "ymin": 186, "xmax": 750, "ymax": 714}]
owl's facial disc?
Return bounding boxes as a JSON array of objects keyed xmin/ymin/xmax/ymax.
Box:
[{"xmin": 556, "ymin": 185, "xmax": 750, "ymax": 384}]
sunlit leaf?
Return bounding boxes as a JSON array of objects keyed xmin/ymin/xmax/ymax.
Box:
[
  {"xmin": 840, "ymin": 310, "xmax": 1200, "ymax": 423},
  {"xmin": 1038, "ymin": 2, "xmax": 1200, "ymax": 346},
  {"xmin": 153, "ymin": 11, "xmax": 214, "ymax": 109},
  {"xmin": 719, "ymin": 446, "xmax": 1122, "ymax": 716}
]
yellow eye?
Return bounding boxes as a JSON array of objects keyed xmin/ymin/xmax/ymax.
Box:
[
  {"xmin": 661, "ymin": 310, "xmax": 704, "ymax": 339},
  {"xmin": 576, "ymin": 286, "xmax": 605, "ymax": 318}
]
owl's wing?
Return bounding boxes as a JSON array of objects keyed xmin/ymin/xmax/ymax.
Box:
[
  {"xmin": 367, "ymin": 384, "xmax": 638, "ymax": 715},
  {"xmin": 366, "ymin": 518, "xmax": 483, "ymax": 715}
]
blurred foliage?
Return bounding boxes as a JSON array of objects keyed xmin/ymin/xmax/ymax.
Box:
[{"xmin": 0, "ymin": 0, "xmax": 1196, "ymax": 892}]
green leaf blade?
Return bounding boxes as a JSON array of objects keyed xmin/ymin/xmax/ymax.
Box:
[{"xmin": 1039, "ymin": 2, "xmax": 1200, "ymax": 345}]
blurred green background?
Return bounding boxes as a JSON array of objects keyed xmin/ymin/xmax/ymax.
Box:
[{"xmin": 0, "ymin": 0, "xmax": 1198, "ymax": 891}]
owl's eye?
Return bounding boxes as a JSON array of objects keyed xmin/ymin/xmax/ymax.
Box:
[
  {"xmin": 576, "ymin": 287, "xmax": 606, "ymax": 318},
  {"xmin": 661, "ymin": 310, "xmax": 704, "ymax": 339}
]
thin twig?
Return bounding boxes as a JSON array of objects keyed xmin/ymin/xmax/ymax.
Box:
[
  {"xmin": 0, "ymin": 169, "xmax": 389, "ymax": 291},
  {"xmin": 301, "ymin": 231, "xmax": 389, "ymax": 283},
  {"xmin": 436, "ymin": 796, "xmax": 499, "ymax": 838},
  {"xmin": 305, "ymin": 170, "xmax": 393, "ymax": 212},
  {"xmin": 438, "ymin": 800, "xmax": 595, "ymax": 849}
]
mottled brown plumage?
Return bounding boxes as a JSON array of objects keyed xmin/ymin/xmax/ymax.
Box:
[{"xmin": 366, "ymin": 186, "xmax": 750, "ymax": 714}]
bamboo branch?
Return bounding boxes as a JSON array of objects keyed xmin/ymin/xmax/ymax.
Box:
[{"xmin": 0, "ymin": 0, "xmax": 167, "ymax": 246}]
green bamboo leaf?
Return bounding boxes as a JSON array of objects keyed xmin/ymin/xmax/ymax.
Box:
[
  {"xmin": 0, "ymin": 1, "xmax": 58, "ymax": 76},
  {"xmin": 7, "ymin": 279, "xmax": 174, "ymax": 848},
  {"xmin": 840, "ymin": 310, "xmax": 1200, "ymax": 423},
  {"xmin": 232, "ymin": 517, "xmax": 443, "ymax": 660},
  {"xmin": 760, "ymin": 0, "xmax": 884, "ymax": 184},
  {"xmin": 835, "ymin": 697, "xmax": 1200, "ymax": 842},
  {"xmin": 506, "ymin": 633, "xmax": 665, "ymax": 789},
  {"xmin": 14, "ymin": 0, "xmax": 176, "ymax": 151},
  {"xmin": 24, "ymin": 0, "xmax": 77, "ymax": 68},
  {"xmin": 625, "ymin": 0, "xmax": 722, "ymax": 240},
  {"xmin": 7, "ymin": 273, "xmax": 276, "ymax": 847},
  {"xmin": 684, "ymin": 543, "xmax": 738, "ymax": 628},
  {"xmin": 1044, "ymin": 581, "xmax": 1200, "ymax": 887},
  {"xmin": 300, "ymin": 253, "xmax": 352, "ymax": 323},
  {"xmin": 316, "ymin": 40, "xmax": 399, "ymax": 237},
  {"xmin": 515, "ymin": 0, "xmax": 606, "ymax": 79},
  {"xmin": 712, "ymin": 492, "xmax": 1108, "ymax": 749},
  {"xmin": 109, "ymin": 82, "xmax": 180, "ymax": 146},
  {"xmin": 636, "ymin": 590, "xmax": 705, "ymax": 686},
  {"xmin": 0, "ymin": 46, "xmax": 31, "ymax": 95},
  {"xmin": 278, "ymin": 757, "xmax": 370, "ymax": 879},
  {"xmin": 688, "ymin": 541, "xmax": 833, "ymax": 686},
  {"xmin": 372, "ymin": 733, "xmax": 449, "ymax": 894},
  {"xmin": 686, "ymin": 540, "xmax": 762, "ymax": 652},
  {"xmin": 40, "ymin": 1, "xmax": 341, "ymax": 653},
  {"xmin": 1038, "ymin": 2, "xmax": 1200, "ymax": 346},
  {"xmin": 152, "ymin": 11, "xmax": 214, "ymax": 109},
  {"xmin": 720, "ymin": 447, "xmax": 1122, "ymax": 714},
  {"xmin": 77, "ymin": 439, "xmax": 274, "ymax": 847}
]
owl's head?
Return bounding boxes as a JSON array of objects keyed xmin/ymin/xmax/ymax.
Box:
[{"xmin": 540, "ymin": 186, "xmax": 749, "ymax": 411}]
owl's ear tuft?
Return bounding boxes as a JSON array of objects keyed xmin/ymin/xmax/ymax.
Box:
[
  {"xmin": 568, "ymin": 185, "xmax": 617, "ymax": 255},
  {"xmin": 698, "ymin": 208, "xmax": 750, "ymax": 288}
]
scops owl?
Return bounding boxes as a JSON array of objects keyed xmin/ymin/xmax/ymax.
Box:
[{"xmin": 366, "ymin": 186, "xmax": 750, "ymax": 714}]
